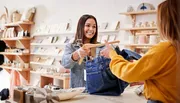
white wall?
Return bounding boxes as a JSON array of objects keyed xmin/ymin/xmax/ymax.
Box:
[
  {"xmin": 0, "ymin": 0, "xmax": 164, "ymax": 89},
  {"xmin": 0, "ymin": 0, "xmax": 164, "ymax": 43}
]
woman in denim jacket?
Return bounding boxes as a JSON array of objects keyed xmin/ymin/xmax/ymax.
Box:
[{"xmin": 61, "ymin": 14, "xmax": 98, "ymax": 88}]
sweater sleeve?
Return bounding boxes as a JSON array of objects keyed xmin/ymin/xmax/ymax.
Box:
[{"xmin": 109, "ymin": 49, "xmax": 163, "ymax": 82}]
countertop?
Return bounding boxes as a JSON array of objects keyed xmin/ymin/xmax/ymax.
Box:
[{"xmin": 61, "ymin": 86, "xmax": 146, "ymax": 103}]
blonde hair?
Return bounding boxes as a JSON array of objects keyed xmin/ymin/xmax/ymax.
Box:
[{"xmin": 157, "ymin": 0, "xmax": 180, "ymax": 51}]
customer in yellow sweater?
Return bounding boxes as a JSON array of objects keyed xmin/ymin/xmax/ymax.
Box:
[{"xmin": 100, "ymin": 0, "xmax": 180, "ymax": 103}]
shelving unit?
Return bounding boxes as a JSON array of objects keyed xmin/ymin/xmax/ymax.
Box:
[
  {"xmin": 119, "ymin": 10, "xmax": 156, "ymax": 15},
  {"xmin": 0, "ymin": 21, "xmax": 34, "ymax": 84},
  {"xmin": 0, "ymin": 65, "xmax": 30, "ymax": 71},
  {"xmin": 119, "ymin": 10, "xmax": 157, "ymax": 27},
  {"xmin": 1, "ymin": 37, "xmax": 32, "ymax": 41},
  {"xmin": 30, "ymin": 43, "xmax": 66, "ymax": 46},
  {"xmin": 0, "ymin": 52, "xmax": 30, "ymax": 55},
  {"xmin": 31, "ymin": 53, "xmax": 62, "ymax": 57},
  {"xmin": 4, "ymin": 21, "xmax": 35, "ymax": 27},
  {"xmin": 120, "ymin": 27, "xmax": 157, "ymax": 35},
  {"xmin": 31, "ymin": 31, "xmax": 72, "ymax": 89},
  {"xmin": 30, "ymin": 61, "xmax": 59, "ymax": 68},
  {"xmin": 119, "ymin": 10, "xmax": 158, "ymax": 50}
]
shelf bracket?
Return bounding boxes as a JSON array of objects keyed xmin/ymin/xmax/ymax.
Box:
[
  {"xmin": 130, "ymin": 30, "xmax": 136, "ymax": 35},
  {"xmin": 3, "ymin": 68, "xmax": 11, "ymax": 74},
  {"xmin": 130, "ymin": 14, "xmax": 136, "ymax": 27},
  {"xmin": 18, "ymin": 24, "xmax": 31, "ymax": 32},
  {"xmin": 17, "ymin": 40, "xmax": 30, "ymax": 49},
  {"xmin": 3, "ymin": 40, "xmax": 16, "ymax": 48},
  {"xmin": 17, "ymin": 55, "xmax": 30, "ymax": 63},
  {"xmin": 18, "ymin": 71, "xmax": 30, "ymax": 83},
  {"xmin": 4, "ymin": 55, "xmax": 15, "ymax": 61}
]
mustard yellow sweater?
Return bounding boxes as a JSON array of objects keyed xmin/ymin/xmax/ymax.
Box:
[{"xmin": 109, "ymin": 41, "xmax": 177, "ymax": 103}]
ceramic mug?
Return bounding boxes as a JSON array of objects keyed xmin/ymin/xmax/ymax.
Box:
[
  {"xmin": 138, "ymin": 35, "xmax": 147, "ymax": 44},
  {"xmin": 129, "ymin": 35, "xmax": 135, "ymax": 44},
  {"xmin": 149, "ymin": 35, "xmax": 158, "ymax": 44}
]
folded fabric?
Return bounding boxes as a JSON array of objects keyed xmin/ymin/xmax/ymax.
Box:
[
  {"xmin": 26, "ymin": 88, "xmax": 60, "ymax": 103},
  {"xmin": 114, "ymin": 46, "xmax": 141, "ymax": 60},
  {"xmin": 25, "ymin": 87, "xmax": 85, "ymax": 103}
]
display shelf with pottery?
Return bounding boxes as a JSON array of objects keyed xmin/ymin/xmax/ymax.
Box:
[
  {"xmin": 0, "ymin": 65, "xmax": 30, "ymax": 71},
  {"xmin": 120, "ymin": 27, "xmax": 157, "ymax": 35},
  {"xmin": 120, "ymin": 2, "xmax": 156, "ymax": 28},
  {"xmin": 0, "ymin": 19, "xmax": 34, "ymax": 89}
]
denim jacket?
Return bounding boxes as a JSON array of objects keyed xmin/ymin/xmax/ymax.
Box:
[{"xmin": 61, "ymin": 43, "xmax": 102, "ymax": 88}]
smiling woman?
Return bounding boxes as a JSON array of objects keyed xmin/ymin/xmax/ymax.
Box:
[{"xmin": 61, "ymin": 14, "xmax": 98, "ymax": 88}]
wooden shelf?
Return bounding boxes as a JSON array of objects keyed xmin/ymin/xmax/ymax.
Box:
[
  {"xmin": 119, "ymin": 10, "xmax": 157, "ymax": 28},
  {"xmin": 30, "ymin": 70, "xmax": 42, "ymax": 74},
  {"xmin": 120, "ymin": 27, "xmax": 157, "ymax": 31},
  {"xmin": 30, "ymin": 43, "xmax": 66, "ymax": 46},
  {"xmin": 30, "ymin": 62, "xmax": 58, "ymax": 67},
  {"xmin": 1, "ymin": 37, "xmax": 32, "ymax": 41},
  {"xmin": 119, "ymin": 10, "xmax": 157, "ymax": 15},
  {"xmin": 41, "ymin": 74, "xmax": 70, "ymax": 80},
  {"xmin": 0, "ymin": 65, "xmax": 30, "ymax": 71},
  {"xmin": 32, "ymin": 32, "xmax": 74, "ymax": 37},
  {"xmin": 30, "ymin": 71, "xmax": 52, "ymax": 75},
  {"xmin": 31, "ymin": 53, "xmax": 62, "ymax": 57},
  {"xmin": 4, "ymin": 21, "xmax": 35, "ymax": 27},
  {"xmin": 135, "ymin": 32, "xmax": 159, "ymax": 35},
  {"xmin": 121, "ymin": 27, "xmax": 157, "ymax": 35},
  {"xmin": 99, "ymin": 30, "xmax": 119, "ymax": 35},
  {"xmin": 32, "ymin": 30, "xmax": 119, "ymax": 37},
  {"xmin": 0, "ymin": 52, "xmax": 30, "ymax": 55}
]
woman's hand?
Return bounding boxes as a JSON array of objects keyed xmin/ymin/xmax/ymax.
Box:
[
  {"xmin": 77, "ymin": 47, "xmax": 90, "ymax": 58},
  {"xmin": 72, "ymin": 47, "xmax": 90, "ymax": 61},
  {"xmin": 100, "ymin": 40, "xmax": 113, "ymax": 58}
]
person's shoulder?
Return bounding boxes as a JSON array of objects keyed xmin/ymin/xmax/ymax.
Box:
[
  {"xmin": 65, "ymin": 43, "xmax": 79, "ymax": 49},
  {"xmin": 65, "ymin": 43, "xmax": 73, "ymax": 46},
  {"xmin": 65, "ymin": 43, "xmax": 74, "ymax": 48},
  {"xmin": 150, "ymin": 41, "xmax": 175, "ymax": 53}
]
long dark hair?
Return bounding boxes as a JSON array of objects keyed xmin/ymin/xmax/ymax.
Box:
[{"xmin": 73, "ymin": 14, "xmax": 98, "ymax": 44}]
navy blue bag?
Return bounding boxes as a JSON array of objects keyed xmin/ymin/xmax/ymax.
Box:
[
  {"xmin": 85, "ymin": 46, "xmax": 141, "ymax": 96},
  {"xmin": 86, "ymin": 56, "xmax": 128, "ymax": 96}
]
